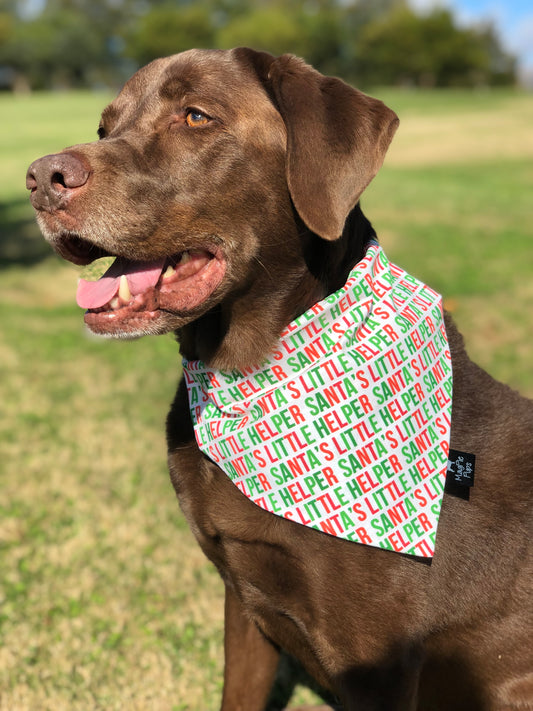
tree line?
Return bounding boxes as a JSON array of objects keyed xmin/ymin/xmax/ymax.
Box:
[{"xmin": 0, "ymin": 0, "xmax": 517, "ymax": 91}]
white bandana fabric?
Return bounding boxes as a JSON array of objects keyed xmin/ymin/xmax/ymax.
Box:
[{"xmin": 183, "ymin": 243, "xmax": 453, "ymax": 558}]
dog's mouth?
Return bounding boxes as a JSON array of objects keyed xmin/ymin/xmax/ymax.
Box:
[{"xmin": 59, "ymin": 235, "xmax": 226, "ymax": 337}]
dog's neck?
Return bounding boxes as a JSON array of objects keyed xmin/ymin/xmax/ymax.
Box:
[
  {"xmin": 301, "ymin": 204, "xmax": 376, "ymax": 295},
  {"xmin": 177, "ymin": 204, "xmax": 377, "ymax": 370}
]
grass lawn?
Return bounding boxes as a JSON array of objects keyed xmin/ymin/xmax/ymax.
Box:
[{"xmin": 1, "ymin": 87, "xmax": 532, "ymax": 711}]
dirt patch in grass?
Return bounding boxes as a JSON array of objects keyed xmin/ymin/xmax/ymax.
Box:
[
  {"xmin": 1, "ymin": 257, "xmax": 78, "ymax": 308},
  {"xmin": 386, "ymin": 95, "xmax": 533, "ymax": 167}
]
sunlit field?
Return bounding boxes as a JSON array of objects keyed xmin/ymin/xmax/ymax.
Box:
[{"xmin": 1, "ymin": 87, "xmax": 532, "ymax": 710}]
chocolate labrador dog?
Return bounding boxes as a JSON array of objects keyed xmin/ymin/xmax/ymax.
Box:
[{"xmin": 27, "ymin": 49, "xmax": 532, "ymax": 711}]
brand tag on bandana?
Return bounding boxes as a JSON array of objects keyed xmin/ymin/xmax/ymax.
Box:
[
  {"xmin": 183, "ymin": 243, "xmax": 453, "ymax": 558},
  {"xmin": 447, "ymin": 449, "xmax": 475, "ymax": 487}
]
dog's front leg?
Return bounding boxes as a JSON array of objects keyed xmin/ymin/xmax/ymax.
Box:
[
  {"xmin": 220, "ymin": 585, "xmax": 280, "ymax": 711},
  {"xmin": 336, "ymin": 650, "xmax": 422, "ymax": 711}
]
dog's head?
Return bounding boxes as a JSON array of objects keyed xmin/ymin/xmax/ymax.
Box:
[{"xmin": 27, "ymin": 48, "xmax": 398, "ymax": 366}]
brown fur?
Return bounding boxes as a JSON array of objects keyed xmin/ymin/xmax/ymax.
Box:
[{"xmin": 27, "ymin": 49, "xmax": 532, "ymax": 710}]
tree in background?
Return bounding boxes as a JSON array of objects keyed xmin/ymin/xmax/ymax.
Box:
[
  {"xmin": 0, "ymin": 0, "xmax": 127, "ymax": 89},
  {"xmin": 0, "ymin": 0, "xmax": 517, "ymax": 91},
  {"xmin": 123, "ymin": 5, "xmax": 216, "ymax": 67},
  {"xmin": 214, "ymin": 0, "xmax": 345, "ymax": 76},
  {"xmin": 354, "ymin": 2, "xmax": 516, "ymax": 87}
]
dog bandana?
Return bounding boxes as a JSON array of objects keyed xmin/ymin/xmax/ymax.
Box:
[{"xmin": 183, "ymin": 243, "xmax": 453, "ymax": 558}]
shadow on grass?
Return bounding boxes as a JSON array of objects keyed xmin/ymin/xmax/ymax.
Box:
[{"xmin": 0, "ymin": 197, "xmax": 52, "ymax": 268}]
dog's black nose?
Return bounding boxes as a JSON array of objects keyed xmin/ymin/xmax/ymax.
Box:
[{"xmin": 26, "ymin": 153, "xmax": 90, "ymax": 211}]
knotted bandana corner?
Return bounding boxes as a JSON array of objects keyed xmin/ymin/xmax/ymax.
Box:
[{"xmin": 183, "ymin": 243, "xmax": 453, "ymax": 558}]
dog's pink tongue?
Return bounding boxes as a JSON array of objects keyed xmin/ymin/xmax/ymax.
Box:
[{"xmin": 76, "ymin": 257, "xmax": 166, "ymax": 309}]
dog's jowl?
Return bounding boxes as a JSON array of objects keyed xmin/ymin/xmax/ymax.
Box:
[{"xmin": 27, "ymin": 48, "xmax": 533, "ymax": 711}]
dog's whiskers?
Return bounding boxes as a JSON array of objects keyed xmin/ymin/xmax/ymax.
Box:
[{"xmin": 253, "ymin": 255, "xmax": 274, "ymax": 280}]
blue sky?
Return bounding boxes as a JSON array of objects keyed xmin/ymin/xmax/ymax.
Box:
[{"xmin": 412, "ymin": 0, "xmax": 533, "ymax": 72}]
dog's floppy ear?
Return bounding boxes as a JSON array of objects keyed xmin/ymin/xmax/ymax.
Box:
[{"xmin": 268, "ymin": 55, "xmax": 399, "ymax": 241}]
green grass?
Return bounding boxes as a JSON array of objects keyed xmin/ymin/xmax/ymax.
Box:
[
  {"xmin": 0, "ymin": 91, "xmax": 113, "ymax": 267},
  {"xmin": 0, "ymin": 91, "xmax": 113, "ymax": 197},
  {"xmin": 374, "ymin": 86, "xmax": 528, "ymax": 116},
  {"xmin": 1, "ymin": 87, "xmax": 532, "ymax": 711}
]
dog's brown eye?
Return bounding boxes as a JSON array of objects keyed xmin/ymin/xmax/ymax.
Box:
[
  {"xmin": 185, "ymin": 110, "xmax": 210, "ymax": 127},
  {"xmin": 97, "ymin": 126, "xmax": 106, "ymax": 140}
]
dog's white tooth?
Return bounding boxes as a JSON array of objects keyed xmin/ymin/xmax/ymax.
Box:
[
  {"xmin": 163, "ymin": 265, "xmax": 176, "ymax": 280},
  {"xmin": 180, "ymin": 251, "xmax": 191, "ymax": 264},
  {"xmin": 118, "ymin": 274, "xmax": 131, "ymax": 301},
  {"xmin": 110, "ymin": 297, "xmax": 120, "ymax": 309}
]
